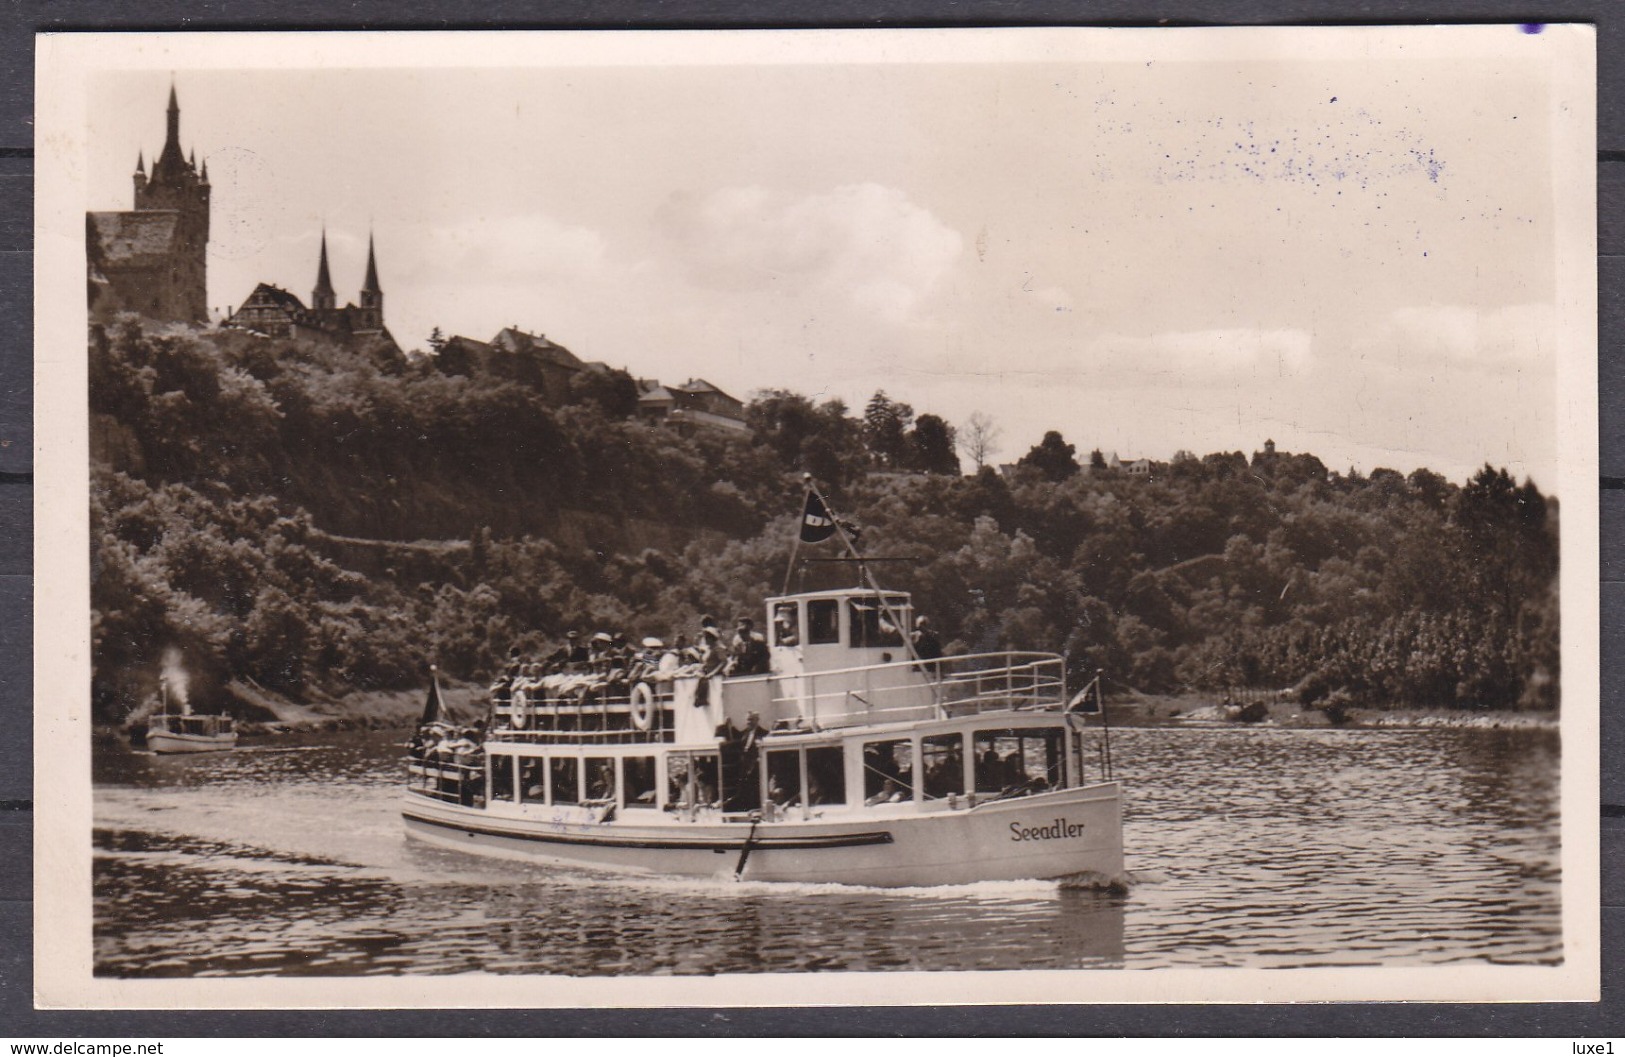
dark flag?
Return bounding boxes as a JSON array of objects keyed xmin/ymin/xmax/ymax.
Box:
[
  {"xmin": 1067, "ymin": 673, "xmax": 1102, "ymax": 713},
  {"xmin": 799, "ymin": 491, "xmax": 837, "ymax": 543},
  {"xmin": 420, "ymin": 665, "xmax": 445, "ymax": 725}
]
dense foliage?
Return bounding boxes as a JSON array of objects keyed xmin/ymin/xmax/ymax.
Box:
[{"xmin": 89, "ymin": 319, "xmax": 1559, "ymax": 722}]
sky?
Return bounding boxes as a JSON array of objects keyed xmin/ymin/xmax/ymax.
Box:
[{"xmin": 86, "ymin": 35, "xmax": 1570, "ymax": 488}]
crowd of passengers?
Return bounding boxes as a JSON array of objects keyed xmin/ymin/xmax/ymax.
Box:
[{"xmin": 487, "ymin": 614, "xmax": 773, "ymax": 711}]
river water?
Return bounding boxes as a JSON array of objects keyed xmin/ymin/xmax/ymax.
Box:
[{"xmin": 91, "ymin": 724, "xmax": 1562, "ymax": 976}]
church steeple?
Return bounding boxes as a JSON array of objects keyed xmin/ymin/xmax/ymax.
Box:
[
  {"xmin": 358, "ymin": 232, "xmax": 383, "ymax": 327},
  {"xmin": 312, "ymin": 229, "xmax": 336, "ymax": 311},
  {"xmin": 362, "ymin": 232, "xmax": 381, "ymax": 294}
]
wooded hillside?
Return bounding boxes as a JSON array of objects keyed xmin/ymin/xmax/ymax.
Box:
[{"xmin": 88, "ymin": 319, "xmax": 1559, "ymax": 722}]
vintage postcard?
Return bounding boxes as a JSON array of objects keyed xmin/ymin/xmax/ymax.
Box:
[{"xmin": 34, "ymin": 26, "xmax": 1597, "ymax": 1007}]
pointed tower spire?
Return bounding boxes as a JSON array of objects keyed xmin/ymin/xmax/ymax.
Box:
[
  {"xmin": 362, "ymin": 231, "xmax": 381, "ymax": 293},
  {"xmin": 312, "ymin": 229, "xmax": 336, "ymax": 312},
  {"xmin": 135, "ymin": 151, "xmax": 145, "ymax": 175},
  {"xmin": 156, "ymin": 79, "xmax": 186, "ymax": 178},
  {"xmin": 200, "ymin": 157, "xmax": 208, "ymax": 183},
  {"xmin": 358, "ymin": 230, "xmax": 383, "ymax": 326}
]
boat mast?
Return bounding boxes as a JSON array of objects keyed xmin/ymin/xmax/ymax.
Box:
[{"xmin": 800, "ymin": 475, "xmax": 925, "ymax": 669}]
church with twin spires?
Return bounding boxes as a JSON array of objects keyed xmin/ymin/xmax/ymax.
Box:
[{"xmin": 225, "ymin": 230, "xmax": 399, "ymax": 357}]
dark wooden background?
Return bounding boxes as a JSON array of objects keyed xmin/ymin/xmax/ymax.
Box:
[{"xmin": 0, "ymin": 0, "xmax": 1616, "ymax": 1037}]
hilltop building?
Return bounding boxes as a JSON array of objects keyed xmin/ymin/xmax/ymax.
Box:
[
  {"xmin": 87, "ymin": 85, "xmax": 210, "ymax": 324},
  {"xmin": 436, "ymin": 326, "xmax": 585, "ymax": 402},
  {"xmin": 226, "ymin": 232, "xmax": 400, "ymax": 356},
  {"xmin": 637, "ymin": 378, "xmax": 749, "ymax": 434}
]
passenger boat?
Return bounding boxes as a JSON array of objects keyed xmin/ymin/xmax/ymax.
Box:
[
  {"xmin": 145, "ymin": 678, "xmax": 237, "ymax": 754},
  {"xmin": 402, "ymin": 483, "xmax": 1123, "ymax": 888}
]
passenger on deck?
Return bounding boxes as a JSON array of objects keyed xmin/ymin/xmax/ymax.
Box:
[
  {"xmin": 588, "ymin": 632, "xmax": 613, "ymax": 670},
  {"xmin": 551, "ymin": 630, "xmax": 588, "ymax": 671},
  {"xmin": 631, "ymin": 637, "xmax": 664, "ymax": 682},
  {"xmin": 739, "ymin": 710, "xmax": 769, "ymax": 753},
  {"xmin": 728, "ymin": 618, "xmax": 771, "ymax": 676},
  {"xmin": 698, "ymin": 627, "xmax": 727, "ymax": 677},
  {"xmin": 674, "ymin": 633, "xmax": 700, "ymax": 666},
  {"xmin": 772, "ymin": 604, "xmax": 798, "ymax": 647},
  {"xmin": 911, "ymin": 616, "xmax": 944, "ymax": 661}
]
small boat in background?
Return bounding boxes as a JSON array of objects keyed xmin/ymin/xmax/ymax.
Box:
[{"xmin": 145, "ymin": 672, "xmax": 237, "ymax": 754}]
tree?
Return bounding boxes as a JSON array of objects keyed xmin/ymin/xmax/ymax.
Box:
[
  {"xmin": 908, "ymin": 414, "xmax": 960, "ymax": 475},
  {"xmin": 1017, "ymin": 430, "xmax": 1080, "ymax": 482},
  {"xmin": 863, "ymin": 390, "xmax": 914, "ymax": 468},
  {"xmin": 566, "ymin": 366, "xmax": 640, "ymax": 417},
  {"xmin": 959, "ymin": 411, "xmax": 1002, "ymax": 471}
]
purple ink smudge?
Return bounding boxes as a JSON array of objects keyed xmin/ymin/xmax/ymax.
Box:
[{"xmin": 1521, "ymin": 23, "xmax": 1545, "ymax": 34}]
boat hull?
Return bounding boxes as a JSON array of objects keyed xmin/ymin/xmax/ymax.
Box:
[
  {"xmin": 147, "ymin": 731, "xmax": 238, "ymax": 754},
  {"xmin": 402, "ymin": 783, "xmax": 1123, "ymax": 887}
]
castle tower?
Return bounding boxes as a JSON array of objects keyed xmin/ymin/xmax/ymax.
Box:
[
  {"xmin": 312, "ymin": 230, "xmax": 336, "ymax": 312},
  {"xmin": 358, "ymin": 232, "xmax": 383, "ymax": 329},
  {"xmin": 129, "ymin": 83, "xmax": 210, "ymax": 322}
]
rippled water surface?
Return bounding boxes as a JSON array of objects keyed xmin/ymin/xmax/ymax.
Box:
[{"xmin": 92, "ymin": 725, "xmax": 1560, "ymax": 976}]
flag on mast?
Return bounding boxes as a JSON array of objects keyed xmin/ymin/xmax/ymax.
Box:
[
  {"xmin": 799, "ymin": 490, "xmax": 837, "ymax": 543},
  {"xmin": 421, "ymin": 665, "xmax": 446, "ymax": 725},
  {"xmin": 1067, "ymin": 673, "xmax": 1102, "ymax": 713}
]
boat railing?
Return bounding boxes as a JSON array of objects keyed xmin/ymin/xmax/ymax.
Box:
[
  {"xmin": 487, "ymin": 727, "xmax": 675, "ymax": 745},
  {"xmin": 406, "ymin": 754, "xmax": 484, "ymax": 804},
  {"xmin": 779, "ymin": 651, "xmax": 1066, "ymax": 728},
  {"xmin": 487, "ymin": 676, "xmax": 682, "ymax": 743}
]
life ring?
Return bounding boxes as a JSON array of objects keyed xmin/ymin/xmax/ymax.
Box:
[
  {"xmin": 629, "ymin": 681, "xmax": 655, "ymax": 731},
  {"xmin": 511, "ymin": 686, "xmax": 529, "ymax": 729}
]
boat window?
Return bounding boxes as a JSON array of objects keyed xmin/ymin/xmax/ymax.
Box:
[
  {"xmin": 623, "ymin": 756, "xmax": 657, "ymax": 808},
  {"xmin": 666, "ymin": 752, "xmax": 721, "ymax": 809},
  {"xmin": 806, "ymin": 745, "xmax": 845, "ymax": 806},
  {"xmin": 849, "ymin": 599, "xmax": 905, "ymax": 648},
  {"xmin": 766, "ymin": 749, "xmax": 801, "ymax": 808},
  {"xmin": 973, "ymin": 728, "xmax": 1065, "ymax": 793},
  {"xmin": 922, "ymin": 733, "xmax": 966, "ymax": 799},
  {"xmin": 666, "ymin": 754, "xmax": 691, "ymax": 809},
  {"xmin": 807, "ymin": 599, "xmax": 840, "ymax": 645},
  {"xmin": 772, "ymin": 603, "xmax": 800, "ymax": 647},
  {"xmin": 585, "ymin": 758, "xmax": 616, "ymax": 802},
  {"xmin": 862, "ymin": 738, "xmax": 914, "ymax": 805},
  {"xmin": 551, "ymin": 756, "xmax": 580, "ymax": 805},
  {"xmin": 489, "ymin": 754, "xmax": 515, "ymax": 802},
  {"xmin": 519, "ymin": 758, "xmax": 546, "ymax": 803}
]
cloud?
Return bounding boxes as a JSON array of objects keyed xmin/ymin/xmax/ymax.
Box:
[
  {"xmin": 1114, "ymin": 328, "xmax": 1313, "ymax": 377},
  {"xmin": 655, "ymin": 183, "xmax": 963, "ymax": 324},
  {"xmin": 1355, "ymin": 303, "xmax": 1553, "ymax": 369},
  {"xmin": 407, "ymin": 213, "xmax": 610, "ymax": 284}
]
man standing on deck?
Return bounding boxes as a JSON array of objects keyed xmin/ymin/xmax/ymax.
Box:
[
  {"xmin": 728, "ymin": 617, "xmax": 771, "ymax": 676},
  {"xmin": 912, "ymin": 616, "xmax": 944, "ymax": 661}
]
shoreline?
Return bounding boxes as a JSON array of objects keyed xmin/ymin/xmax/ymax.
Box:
[
  {"xmin": 97, "ymin": 683, "xmax": 1558, "ymax": 746},
  {"xmin": 1101, "ymin": 692, "xmax": 1559, "ymax": 731}
]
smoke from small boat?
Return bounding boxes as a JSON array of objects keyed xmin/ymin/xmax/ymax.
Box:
[{"xmin": 162, "ymin": 647, "xmax": 191, "ymax": 715}]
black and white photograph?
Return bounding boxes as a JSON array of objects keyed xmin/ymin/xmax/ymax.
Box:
[{"xmin": 34, "ymin": 26, "xmax": 1597, "ymax": 1006}]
